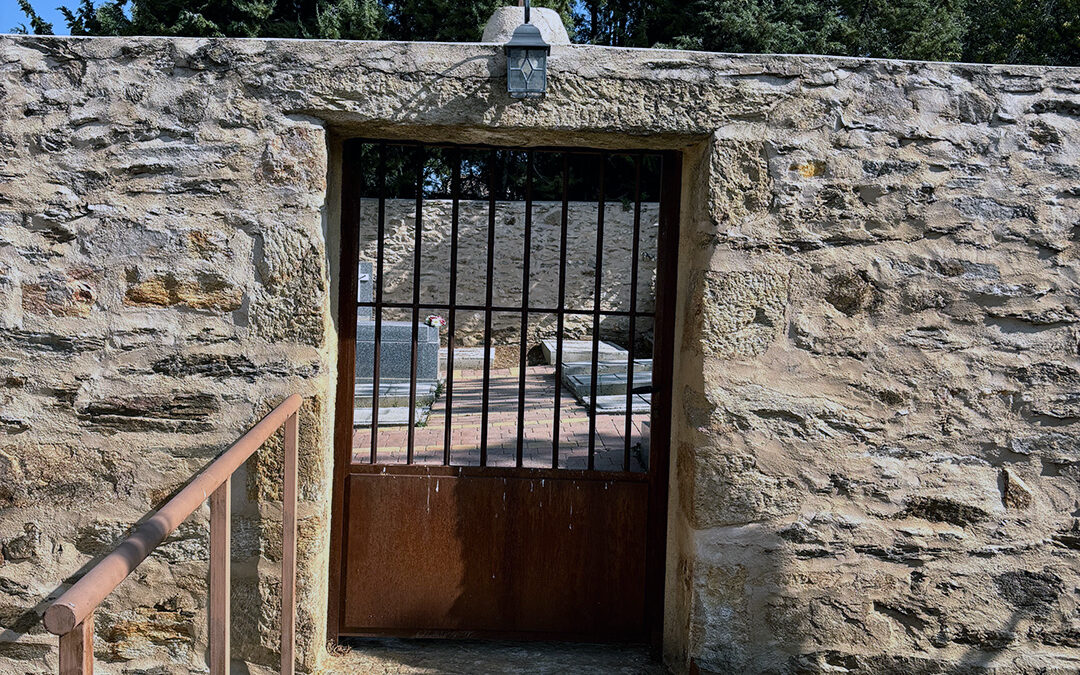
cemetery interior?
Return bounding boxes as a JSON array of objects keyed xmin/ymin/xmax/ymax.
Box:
[{"xmin": 349, "ymin": 144, "xmax": 661, "ymax": 472}]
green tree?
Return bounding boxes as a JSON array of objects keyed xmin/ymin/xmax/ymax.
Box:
[
  {"xmin": 638, "ymin": 0, "xmax": 966, "ymax": 62},
  {"xmin": 40, "ymin": 0, "xmax": 387, "ymax": 39},
  {"xmin": 24, "ymin": 0, "xmax": 569, "ymax": 42},
  {"xmin": 61, "ymin": 0, "xmax": 133, "ymax": 35},
  {"xmin": 381, "ymin": 0, "xmax": 571, "ymax": 42},
  {"xmin": 313, "ymin": 0, "xmax": 386, "ymax": 40},
  {"xmin": 384, "ymin": 0, "xmax": 499, "ymax": 41},
  {"xmin": 16, "ymin": 0, "xmax": 1078, "ymax": 65},
  {"xmin": 963, "ymin": 0, "xmax": 1080, "ymax": 65},
  {"xmin": 576, "ymin": 0, "xmax": 649, "ymax": 46},
  {"xmin": 848, "ymin": 0, "xmax": 966, "ymax": 61},
  {"xmin": 12, "ymin": 0, "xmax": 55, "ymax": 34}
]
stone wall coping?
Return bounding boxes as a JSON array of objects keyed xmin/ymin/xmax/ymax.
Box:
[{"xmin": 2, "ymin": 34, "xmax": 1079, "ymax": 75}]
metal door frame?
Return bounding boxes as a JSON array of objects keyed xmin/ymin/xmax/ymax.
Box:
[{"xmin": 327, "ymin": 139, "xmax": 681, "ymax": 650}]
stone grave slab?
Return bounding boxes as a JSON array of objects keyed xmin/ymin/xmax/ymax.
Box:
[
  {"xmin": 354, "ymin": 406, "xmax": 431, "ymax": 427},
  {"xmin": 440, "ymin": 346, "xmax": 496, "ymax": 370},
  {"xmin": 540, "ymin": 339, "xmax": 626, "ymax": 365},
  {"xmin": 357, "ymin": 261, "xmax": 373, "ymax": 319},
  {"xmin": 354, "ymin": 381, "xmax": 439, "ymax": 407},
  {"xmin": 561, "ymin": 359, "xmax": 652, "ymax": 378},
  {"xmin": 581, "ymin": 394, "xmax": 652, "ymax": 415},
  {"xmin": 566, "ymin": 371, "xmax": 653, "ymax": 398}
]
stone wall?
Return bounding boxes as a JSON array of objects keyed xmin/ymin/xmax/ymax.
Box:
[
  {"xmin": 0, "ymin": 33, "xmax": 1077, "ymax": 675},
  {"xmin": 357, "ymin": 198, "xmax": 659, "ymax": 346},
  {"xmin": 0, "ymin": 36, "xmax": 334, "ymax": 673}
]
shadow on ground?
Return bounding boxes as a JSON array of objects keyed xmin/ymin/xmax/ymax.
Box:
[{"xmin": 326, "ymin": 638, "xmax": 667, "ymax": 674}]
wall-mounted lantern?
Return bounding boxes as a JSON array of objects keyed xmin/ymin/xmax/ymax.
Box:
[{"xmin": 505, "ymin": 0, "xmax": 550, "ymax": 99}]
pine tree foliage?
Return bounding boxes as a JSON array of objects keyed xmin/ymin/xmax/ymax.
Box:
[
  {"xmin": 61, "ymin": 0, "xmax": 131, "ymax": 35},
  {"xmin": 13, "ymin": 0, "xmax": 55, "ymax": 34},
  {"xmin": 635, "ymin": 0, "xmax": 968, "ymax": 62},
  {"xmin": 13, "ymin": 0, "xmax": 1079, "ymax": 66},
  {"xmin": 963, "ymin": 0, "xmax": 1079, "ymax": 65}
]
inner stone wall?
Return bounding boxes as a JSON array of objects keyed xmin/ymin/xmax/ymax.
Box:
[
  {"xmin": 0, "ymin": 34, "xmax": 1077, "ymax": 675},
  {"xmin": 357, "ymin": 198, "xmax": 659, "ymax": 346}
]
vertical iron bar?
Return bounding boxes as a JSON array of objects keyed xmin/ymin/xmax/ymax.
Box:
[
  {"xmin": 330, "ymin": 140, "xmax": 363, "ymax": 636},
  {"xmin": 552, "ymin": 153, "xmax": 569, "ymax": 469},
  {"xmin": 480, "ymin": 149, "xmax": 497, "ymax": 467},
  {"xmin": 645, "ymin": 150, "xmax": 682, "ymax": 651},
  {"xmin": 444, "ymin": 150, "xmax": 461, "ymax": 466},
  {"xmin": 587, "ymin": 154, "xmax": 607, "ymax": 470},
  {"xmin": 624, "ymin": 154, "xmax": 643, "ymax": 472},
  {"xmin": 516, "ymin": 151, "xmax": 534, "ymax": 468},
  {"xmin": 208, "ymin": 478, "xmax": 230, "ymax": 675},
  {"xmin": 370, "ymin": 143, "xmax": 387, "ymax": 464},
  {"xmin": 407, "ymin": 146, "xmax": 424, "ymax": 463},
  {"xmin": 281, "ymin": 412, "xmax": 298, "ymax": 675},
  {"xmin": 58, "ymin": 613, "xmax": 94, "ymax": 675}
]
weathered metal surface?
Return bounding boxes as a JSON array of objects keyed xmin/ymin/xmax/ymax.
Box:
[
  {"xmin": 331, "ymin": 141, "xmax": 678, "ymax": 645},
  {"xmin": 282, "ymin": 410, "xmax": 299, "ymax": 675},
  {"xmin": 209, "ymin": 478, "xmax": 231, "ymax": 675},
  {"xmin": 340, "ymin": 471, "xmax": 649, "ymax": 640},
  {"xmin": 58, "ymin": 615, "xmax": 93, "ymax": 675}
]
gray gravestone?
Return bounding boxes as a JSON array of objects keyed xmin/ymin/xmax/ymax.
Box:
[
  {"xmin": 355, "ymin": 320, "xmax": 440, "ymax": 383},
  {"xmin": 357, "ymin": 261, "xmax": 373, "ymax": 320}
]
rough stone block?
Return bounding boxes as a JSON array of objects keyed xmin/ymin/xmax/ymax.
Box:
[
  {"xmin": 125, "ymin": 271, "xmax": 242, "ymax": 311},
  {"xmin": 693, "ymin": 270, "xmax": 788, "ymax": 358},
  {"xmin": 1001, "ymin": 468, "xmax": 1033, "ymax": 509},
  {"xmin": 77, "ymin": 393, "xmax": 219, "ymax": 432}
]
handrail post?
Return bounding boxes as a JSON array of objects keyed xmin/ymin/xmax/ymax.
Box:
[
  {"xmin": 208, "ymin": 477, "xmax": 231, "ymax": 675},
  {"xmin": 281, "ymin": 410, "xmax": 298, "ymax": 675},
  {"xmin": 44, "ymin": 394, "xmax": 302, "ymax": 675},
  {"xmin": 58, "ymin": 612, "xmax": 93, "ymax": 675}
]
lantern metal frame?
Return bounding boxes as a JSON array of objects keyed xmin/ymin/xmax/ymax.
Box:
[{"xmin": 504, "ymin": 0, "xmax": 550, "ymax": 99}]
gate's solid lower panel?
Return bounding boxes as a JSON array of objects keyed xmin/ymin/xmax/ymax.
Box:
[{"xmin": 340, "ymin": 472, "xmax": 649, "ymax": 641}]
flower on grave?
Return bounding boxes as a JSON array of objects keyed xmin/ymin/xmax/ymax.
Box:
[{"xmin": 425, "ymin": 314, "xmax": 447, "ymax": 329}]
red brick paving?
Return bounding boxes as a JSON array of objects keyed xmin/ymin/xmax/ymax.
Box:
[{"xmin": 352, "ymin": 365, "xmax": 647, "ymax": 472}]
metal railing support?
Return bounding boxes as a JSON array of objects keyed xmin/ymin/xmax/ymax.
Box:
[
  {"xmin": 281, "ymin": 409, "xmax": 298, "ymax": 675},
  {"xmin": 208, "ymin": 477, "xmax": 231, "ymax": 674},
  {"xmin": 58, "ymin": 613, "xmax": 92, "ymax": 675},
  {"xmin": 44, "ymin": 395, "xmax": 303, "ymax": 675}
]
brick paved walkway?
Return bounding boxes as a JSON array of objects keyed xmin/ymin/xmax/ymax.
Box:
[{"xmin": 352, "ymin": 365, "xmax": 647, "ymax": 472}]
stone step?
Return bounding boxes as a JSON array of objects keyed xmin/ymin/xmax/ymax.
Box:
[
  {"xmin": 439, "ymin": 346, "xmax": 496, "ymax": 370},
  {"xmin": 354, "ymin": 406, "xmax": 431, "ymax": 427},
  {"xmin": 354, "ymin": 381, "xmax": 439, "ymax": 407},
  {"xmin": 541, "ymin": 338, "xmax": 626, "ymax": 365},
  {"xmin": 566, "ymin": 371, "xmax": 653, "ymax": 397},
  {"xmin": 560, "ymin": 359, "xmax": 652, "ymax": 377},
  {"xmin": 581, "ymin": 394, "xmax": 652, "ymax": 415}
]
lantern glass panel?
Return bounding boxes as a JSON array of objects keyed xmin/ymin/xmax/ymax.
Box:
[{"xmin": 507, "ymin": 47, "xmax": 547, "ymax": 98}]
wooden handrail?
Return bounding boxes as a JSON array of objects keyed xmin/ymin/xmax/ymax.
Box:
[{"xmin": 44, "ymin": 394, "xmax": 303, "ymax": 675}]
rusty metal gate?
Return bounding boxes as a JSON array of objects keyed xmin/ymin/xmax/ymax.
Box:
[{"xmin": 329, "ymin": 139, "xmax": 680, "ymax": 645}]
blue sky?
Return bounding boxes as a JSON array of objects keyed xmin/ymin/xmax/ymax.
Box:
[{"xmin": 1, "ymin": 0, "xmax": 71, "ymax": 35}]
